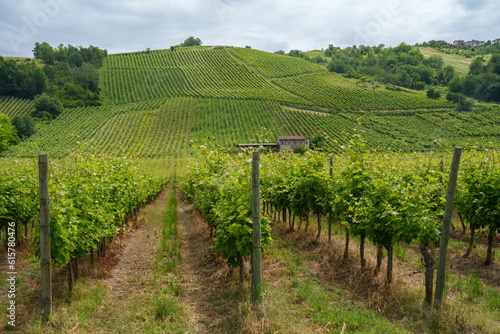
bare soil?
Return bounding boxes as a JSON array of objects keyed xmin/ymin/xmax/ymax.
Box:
[{"xmin": 175, "ymin": 192, "xmax": 232, "ymax": 333}]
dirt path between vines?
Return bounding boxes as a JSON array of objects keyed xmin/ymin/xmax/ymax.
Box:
[
  {"xmin": 100, "ymin": 186, "xmax": 171, "ymax": 317},
  {"xmin": 175, "ymin": 192, "xmax": 230, "ymax": 333}
]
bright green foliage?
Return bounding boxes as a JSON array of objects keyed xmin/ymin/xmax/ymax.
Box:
[
  {"xmin": 1, "ymin": 155, "xmax": 166, "ymax": 265},
  {"xmin": 103, "ymin": 48, "xmax": 309, "ymax": 105},
  {"xmin": 0, "ymin": 158, "xmax": 37, "ymax": 231},
  {"xmin": 0, "ymin": 96, "xmax": 34, "ymax": 118},
  {"xmin": 456, "ymin": 151, "xmax": 500, "ymax": 262},
  {"xmin": 180, "ymin": 148, "xmax": 272, "ymax": 268},
  {"xmin": 0, "ymin": 113, "xmax": 18, "ymax": 152},
  {"xmin": 259, "ymin": 145, "xmax": 446, "ymax": 284}
]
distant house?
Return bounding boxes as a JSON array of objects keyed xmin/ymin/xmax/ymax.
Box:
[
  {"xmin": 464, "ymin": 40, "xmax": 485, "ymax": 47},
  {"xmin": 493, "ymin": 38, "xmax": 500, "ymax": 44},
  {"xmin": 277, "ymin": 136, "xmax": 309, "ymax": 152},
  {"xmin": 237, "ymin": 143, "xmax": 278, "ymax": 152},
  {"xmin": 237, "ymin": 136, "xmax": 309, "ymax": 152},
  {"xmin": 453, "ymin": 40, "xmax": 465, "ymax": 48}
]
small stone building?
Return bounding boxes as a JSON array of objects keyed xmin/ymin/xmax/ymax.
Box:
[{"xmin": 277, "ymin": 136, "xmax": 309, "ymax": 152}]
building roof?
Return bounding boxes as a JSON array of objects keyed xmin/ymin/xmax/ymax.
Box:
[
  {"xmin": 277, "ymin": 136, "xmax": 306, "ymax": 140},
  {"xmin": 237, "ymin": 143, "xmax": 278, "ymax": 147}
]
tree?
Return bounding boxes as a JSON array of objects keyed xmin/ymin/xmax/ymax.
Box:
[
  {"xmin": 0, "ymin": 113, "xmax": 18, "ymax": 152},
  {"xmin": 427, "ymin": 88, "xmax": 441, "ymax": 99},
  {"xmin": 469, "ymin": 57, "xmax": 485, "ymax": 75},
  {"xmin": 33, "ymin": 42, "xmax": 55, "ymax": 65},
  {"xmin": 288, "ymin": 49, "xmax": 302, "ymax": 57},
  {"xmin": 309, "ymin": 134, "xmax": 326, "ymax": 149},
  {"xmin": 424, "ymin": 55, "xmax": 444, "ymax": 69},
  {"xmin": 33, "ymin": 93, "xmax": 63, "ymax": 118},
  {"xmin": 448, "ymin": 76, "xmax": 463, "ymax": 93},
  {"xmin": 180, "ymin": 36, "xmax": 202, "ymax": 47},
  {"xmin": 11, "ymin": 114, "xmax": 35, "ymax": 139},
  {"xmin": 456, "ymin": 97, "xmax": 473, "ymax": 111},
  {"xmin": 68, "ymin": 52, "xmax": 84, "ymax": 67},
  {"xmin": 487, "ymin": 54, "xmax": 500, "ymax": 75}
]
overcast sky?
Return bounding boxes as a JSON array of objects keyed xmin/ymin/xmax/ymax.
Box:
[{"xmin": 1, "ymin": 0, "xmax": 499, "ymax": 57}]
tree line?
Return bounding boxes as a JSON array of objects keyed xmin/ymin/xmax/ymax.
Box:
[
  {"xmin": 324, "ymin": 42, "xmax": 500, "ymax": 106},
  {"xmin": 32, "ymin": 42, "xmax": 107, "ymax": 108},
  {"xmin": 0, "ymin": 43, "xmax": 107, "ymax": 152},
  {"xmin": 0, "ymin": 43, "xmax": 106, "ymax": 111},
  {"xmin": 327, "ymin": 43, "xmax": 454, "ymax": 90}
]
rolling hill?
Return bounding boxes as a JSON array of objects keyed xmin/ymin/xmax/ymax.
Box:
[{"xmin": 2, "ymin": 46, "xmax": 500, "ymax": 157}]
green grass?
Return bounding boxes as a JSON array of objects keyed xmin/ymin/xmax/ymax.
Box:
[
  {"xmin": 154, "ymin": 295, "xmax": 182, "ymax": 320},
  {"xmin": 157, "ymin": 179, "xmax": 182, "ymax": 273},
  {"xmin": 294, "ymin": 278, "xmax": 411, "ymax": 333}
]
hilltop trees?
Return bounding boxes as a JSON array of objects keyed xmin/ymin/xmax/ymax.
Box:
[
  {"xmin": 32, "ymin": 43, "xmax": 107, "ymax": 107},
  {"xmin": 180, "ymin": 36, "xmax": 202, "ymax": 47},
  {"xmin": 326, "ymin": 44, "xmax": 444, "ymax": 90}
]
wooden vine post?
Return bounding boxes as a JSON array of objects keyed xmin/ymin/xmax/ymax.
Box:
[
  {"xmin": 251, "ymin": 150, "xmax": 263, "ymax": 304},
  {"xmin": 328, "ymin": 157, "xmax": 333, "ymax": 243},
  {"xmin": 434, "ymin": 147, "xmax": 462, "ymax": 310},
  {"xmin": 38, "ymin": 154, "xmax": 52, "ymax": 322}
]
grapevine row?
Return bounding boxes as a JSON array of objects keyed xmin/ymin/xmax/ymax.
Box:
[
  {"xmin": 272, "ymin": 72, "xmax": 453, "ymax": 110},
  {"xmin": 102, "ymin": 49, "xmax": 309, "ymax": 105},
  {"xmin": 0, "ymin": 96, "xmax": 34, "ymax": 118}
]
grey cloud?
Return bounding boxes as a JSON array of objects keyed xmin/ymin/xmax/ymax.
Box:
[
  {"xmin": 0, "ymin": 0, "xmax": 499, "ymax": 57},
  {"xmin": 456, "ymin": 0, "xmax": 486, "ymax": 10}
]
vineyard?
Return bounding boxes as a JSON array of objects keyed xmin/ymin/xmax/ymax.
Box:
[
  {"xmin": 100, "ymin": 47, "xmax": 459, "ymax": 112},
  {"xmin": 179, "ymin": 146, "xmax": 500, "ymax": 330},
  {"xmin": 0, "ymin": 96, "xmax": 33, "ymax": 118},
  {"xmin": 229, "ymin": 47, "xmax": 325, "ymax": 78},
  {"xmin": 102, "ymin": 48, "xmax": 310, "ymax": 106},
  {"xmin": 270, "ymin": 105, "xmax": 500, "ymax": 152},
  {"xmin": 192, "ymin": 99, "xmax": 283, "ymax": 146},
  {"xmin": 4, "ymin": 95, "xmax": 500, "ymax": 158},
  {"xmin": 272, "ymin": 72, "xmax": 453, "ymax": 110},
  {"xmin": 3, "ymin": 97, "xmax": 194, "ymax": 158},
  {"xmin": 1, "ymin": 44, "xmax": 500, "ymax": 332},
  {"xmin": 0, "ymin": 154, "xmax": 169, "ymax": 264}
]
